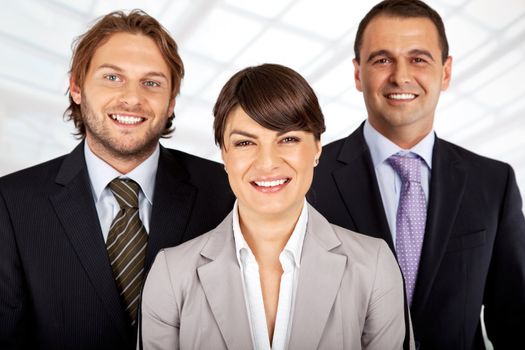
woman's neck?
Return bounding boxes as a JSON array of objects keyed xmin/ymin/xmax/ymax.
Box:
[{"xmin": 238, "ymin": 203, "xmax": 303, "ymax": 264}]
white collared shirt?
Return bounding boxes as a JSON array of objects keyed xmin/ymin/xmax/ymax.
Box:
[
  {"xmin": 232, "ymin": 199, "xmax": 308, "ymax": 350},
  {"xmin": 363, "ymin": 120, "xmax": 434, "ymax": 243},
  {"xmin": 84, "ymin": 142, "xmax": 159, "ymax": 241}
]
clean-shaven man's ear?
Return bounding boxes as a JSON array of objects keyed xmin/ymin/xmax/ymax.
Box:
[
  {"xmin": 353, "ymin": 58, "xmax": 363, "ymax": 92},
  {"xmin": 441, "ymin": 56, "xmax": 453, "ymax": 91}
]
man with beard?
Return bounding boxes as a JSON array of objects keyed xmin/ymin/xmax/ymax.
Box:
[{"xmin": 0, "ymin": 10, "xmax": 233, "ymax": 350}]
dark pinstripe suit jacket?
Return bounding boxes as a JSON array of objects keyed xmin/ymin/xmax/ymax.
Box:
[{"xmin": 0, "ymin": 142, "xmax": 234, "ymax": 350}]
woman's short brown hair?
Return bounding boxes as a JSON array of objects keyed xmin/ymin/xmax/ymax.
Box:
[
  {"xmin": 213, "ymin": 63, "xmax": 325, "ymax": 148},
  {"xmin": 64, "ymin": 9, "xmax": 184, "ymax": 138}
]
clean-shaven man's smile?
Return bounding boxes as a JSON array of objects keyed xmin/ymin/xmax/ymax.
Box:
[
  {"xmin": 383, "ymin": 92, "xmax": 419, "ymax": 106},
  {"xmin": 386, "ymin": 93, "xmax": 418, "ymax": 100}
]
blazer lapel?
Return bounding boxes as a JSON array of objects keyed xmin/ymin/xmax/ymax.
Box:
[
  {"xmin": 197, "ymin": 214, "xmax": 252, "ymax": 350},
  {"xmin": 332, "ymin": 126, "xmax": 395, "ymax": 251},
  {"xmin": 146, "ymin": 146, "xmax": 197, "ymax": 269},
  {"xmin": 50, "ymin": 142, "xmax": 130, "ymax": 339},
  {"xmin": 288, "ymin": 205, "xmax": 347, "ymax": 350},
  {"xmin": 411, "ymin": 138, "xmax": 467, "ymax": 319}
]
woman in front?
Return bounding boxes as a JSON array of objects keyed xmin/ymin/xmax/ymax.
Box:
[{"xmin": 141, "ymin": 64, "xmax": 408, "ymax": 350}]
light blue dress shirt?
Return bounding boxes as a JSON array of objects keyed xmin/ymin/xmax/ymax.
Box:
[
  {"xmin": 363, "ymin": 121, "xmax": 434, "ymax": 244},
  {"xmin": 84, "ymin": 142, "xmax": 159, "ymax": 242}
]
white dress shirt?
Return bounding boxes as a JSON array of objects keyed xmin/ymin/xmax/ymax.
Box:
[
  {"xmin": 84, "ymin": 142, "xmax": 159, "ymax": 241},
  {"xmin": 232, "ymin": 199, "xmax": 308, "ymax": 350},
  {"xmin": 363, "ymin": 120, "xmax": 434, "ymax": 243}
]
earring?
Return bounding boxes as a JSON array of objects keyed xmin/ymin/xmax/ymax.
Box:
[
  {"xmin": 314, "ymin": 158, "xmax": 319, "ymax": 167},
  {"xmin": 224, "ymin": 165, "xmax": 228, "ymax": 173}
]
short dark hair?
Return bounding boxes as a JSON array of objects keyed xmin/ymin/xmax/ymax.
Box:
[
  {"xmin": 354, "ymin": 0, "xmax": 449, "ymax": 64},
  {"xmin": 65, "ymin": 9, "xmax": 184, "ymax": 138},
  {"xmin": 213, "ymin": 64, "xmax": 326, "ymax": 148}
]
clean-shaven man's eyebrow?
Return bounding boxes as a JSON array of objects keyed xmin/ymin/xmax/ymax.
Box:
[
  {"xmin": 408, "ymin": 49, "xmax": 435, "ymax": 62},
  {"xmin": 366, "ymin": 49, "xmax": 435, "ymax": 63},
  {"xmin": 367, "ymin": 50, "xmax": 391, "ymax": 63}
]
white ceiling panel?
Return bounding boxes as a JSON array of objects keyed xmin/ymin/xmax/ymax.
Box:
[
  {"xmin": 177, "ymin": 53, "xmax": 219, "ymax": 96},
  {"xmin": 464, "ymin": 0, "xmax": 525, "ymax": 30},
  {"xmin": 446, "ymin": 17, "xmax": 489, "ymax": 59},
  {"xmin": 50, "ymin": 0, "xmax": 94, "ymax": 13},
  {"xmin": 199, "ymin": 68, "xmax": 241, "ymax": 103},
  {"xmin": 224, "ymin": 0, "xmax": 294, "ymax": 19},
  {"xmin": 434, "ymin": 97, "xmax": 487, "ymax": 136},
  {"xmin": 0, "ymin": 41, "xmax": 66, "ymax": 93},
  {"xmin": 183, "ymin": 7, "xmax": 264, "ymax": 63},
  {"xmin": 0, "ymin": 1, "xmax": 82, "ymax": 58},
  {"xmin": 311, "ymin": 59, "xmax": 354, "ymax": 98},
  {"xmin": 233, "ymin": 27, "xmax": 325, "ymax": 70},
  {"xmin": 92, "ymin": 0, "xmax": 169, "ymax": 17},
  {"xmin": 472, "ymin": 56, "xmax": 525, "ymax": 109},
  {"xmin": 281, "ymin": 0, "xmax": 355, "ymax": 40}
]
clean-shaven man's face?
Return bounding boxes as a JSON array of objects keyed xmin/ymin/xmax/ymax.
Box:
[{"xmin": 353, "ymin": 15, "xmax": 452, "ymax": 145}]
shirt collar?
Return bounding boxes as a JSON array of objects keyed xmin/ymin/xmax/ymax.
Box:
[
  {"xmin": 232, "ymin": 199, "xmax": 308, "ymax": 268},
  {"xmin": 84, "ymin": 141, "xmax": 160, "ymax": 204},
  {"xmin": 363, "ymin": 120, "xmax": 434, "ymax": 169}
]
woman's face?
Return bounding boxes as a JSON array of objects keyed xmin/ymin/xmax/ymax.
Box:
[{"xmin": 221, "ymin": 106, "xmax": 321, "ymax": 219}]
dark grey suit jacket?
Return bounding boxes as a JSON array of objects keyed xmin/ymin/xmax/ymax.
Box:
[
  {"xmin": 0, "ymin": 142, "xmax": 234, "ymax": 350},
  {"xmin": 309, "ymin": 123, "xmax": 525, "ymax": 349}
]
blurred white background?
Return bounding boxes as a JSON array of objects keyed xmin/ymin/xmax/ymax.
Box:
[{"xmin": 1, "ymin": 0, "xmax": 525, "ymax": 204}]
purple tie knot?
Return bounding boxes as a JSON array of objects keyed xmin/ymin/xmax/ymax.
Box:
[{"xmin": 388, "ymin": 154, "xmax": 423, "ymax": 184}]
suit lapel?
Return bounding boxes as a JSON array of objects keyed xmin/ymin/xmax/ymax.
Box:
[
  {"xmin": 411, "ymin": 138, "xmax": 467, "ymax": 319},
  {"xmin": 146, "ymin": 146, "xmax": 197, "ymax": 269},
  {"xmin": 332, "ymin": 126, "xmax": 395, "ymax": 251},
  {"xmin": 197, "ymin": 214, "xmax": 252, "ymax": 350},
  {"xmin": 50, "ymin": 142, "xmax": 130, "ymax": 339},
  {"xmin": 288, "ymin": 205, "xmax": 347, "ymax": 350}
]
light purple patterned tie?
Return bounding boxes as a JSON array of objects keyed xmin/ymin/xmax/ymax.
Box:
[{"xmin": 388, "ymin": 154, "xmax": 426, "ymax": 306}]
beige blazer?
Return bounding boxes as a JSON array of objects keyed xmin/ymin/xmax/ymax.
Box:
[{"xmin": 141, "ymin": 204, "xmax": 409, "ymax": 350}]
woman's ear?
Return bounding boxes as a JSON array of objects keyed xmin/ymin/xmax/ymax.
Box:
[
  {"xmin": 221, "ymin": 148, "xmax": 227, "ymax": 173},
  {"xmin": 314, "ymin": 140, "xmax": 322, "ymax": 167}
]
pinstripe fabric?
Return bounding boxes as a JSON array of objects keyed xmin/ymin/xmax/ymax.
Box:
[{"xmin": 107, "ymin": 178, "xmax": 148, "ymax": 326}]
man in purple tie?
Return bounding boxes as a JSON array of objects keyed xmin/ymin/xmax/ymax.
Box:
[{"xmin": 310, "ymin": 0, "xmax": 525, "ymax": 349}]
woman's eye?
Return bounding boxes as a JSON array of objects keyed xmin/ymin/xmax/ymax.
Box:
[
  {"xmin": 281, "ymin": 136, "xmax": 300, "ymax": 143},
  {"xmin": 234, "ymin": 140, "xmax": 253, "ymax": 147}
]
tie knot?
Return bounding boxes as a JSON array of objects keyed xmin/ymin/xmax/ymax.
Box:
[
  {"xmin": 388, "ymin": 154, "xmax": 423, "ymax": 184},
  {"xmin": 109, "ymin": 178, "xmax": 140, "ymax": 209}
]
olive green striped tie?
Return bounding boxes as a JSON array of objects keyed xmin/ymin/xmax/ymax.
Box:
[{"xmin": 107, "ymin": 178, "xmax": 148, "ymax": 326}]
